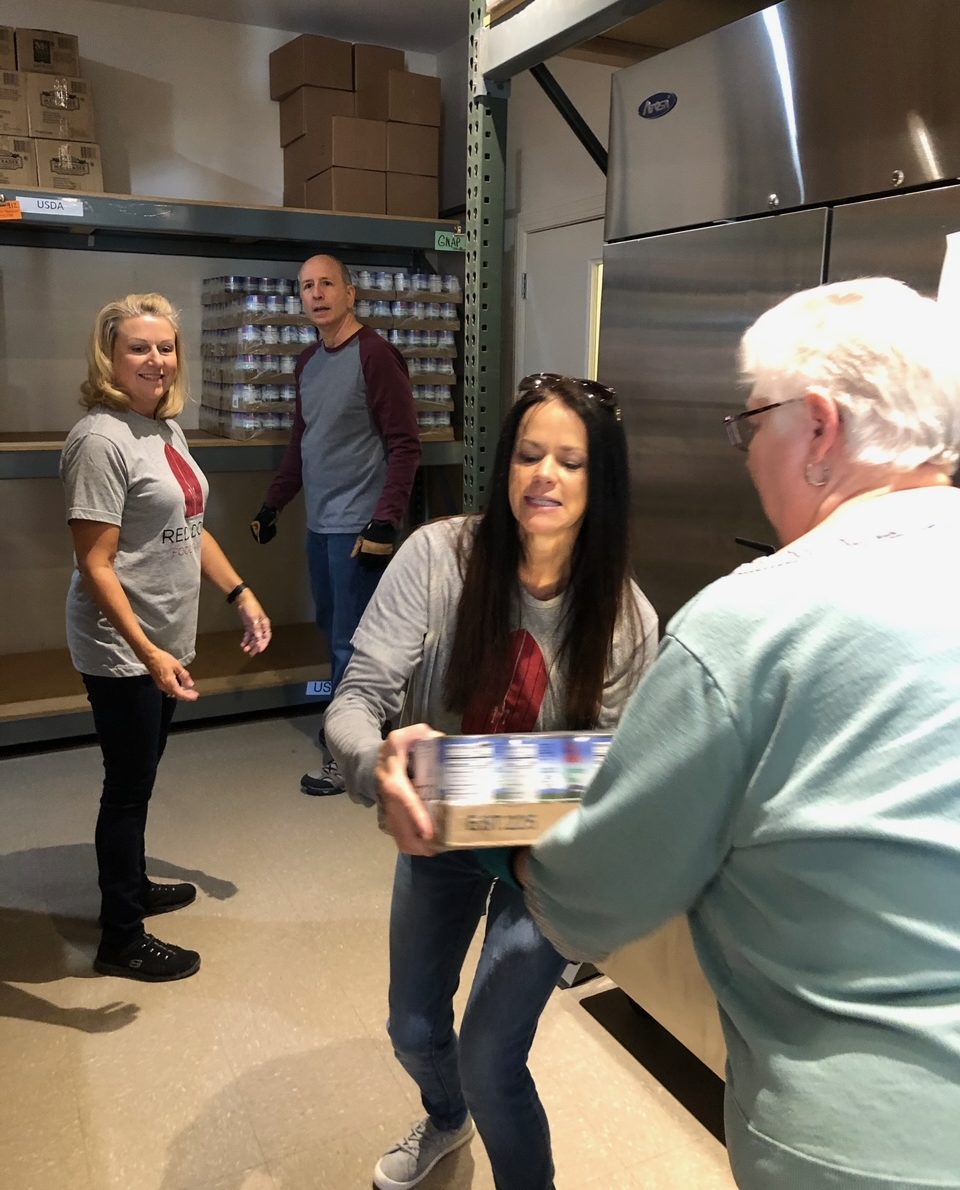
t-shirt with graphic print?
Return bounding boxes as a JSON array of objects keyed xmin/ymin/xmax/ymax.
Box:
[
  {"xmin": 60, "ymin": 405, "xmax": 210, "ymax": 677},
  {"xmin": 325, "ymin": 515, "xmax": 659, "ymax": 807}
]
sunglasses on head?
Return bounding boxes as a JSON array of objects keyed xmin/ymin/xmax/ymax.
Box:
[{"xmin": 518, "ymin": 372, "xmax": 622, "ymax": 422}]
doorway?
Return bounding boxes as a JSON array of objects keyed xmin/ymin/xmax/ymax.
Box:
[{"xmin": 518, "ymin": 217, "xmax": 604, "ymax": 383}]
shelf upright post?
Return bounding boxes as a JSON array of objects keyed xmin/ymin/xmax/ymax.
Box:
[{"xmin": 462, "ymin": 0, "xmax": 509, "ymax": 513}]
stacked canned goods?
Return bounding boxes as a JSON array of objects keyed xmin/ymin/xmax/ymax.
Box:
[{"xmin": 200, "ymin": 274, "xmax": 308, "ymax": 439}]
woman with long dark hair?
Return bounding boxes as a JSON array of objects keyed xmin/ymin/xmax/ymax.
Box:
[{"xmin": 326, "ymin": 373, "xmax": 657, "ymax": 1190}]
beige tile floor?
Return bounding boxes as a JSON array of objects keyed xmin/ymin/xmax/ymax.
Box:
[{"xmin": 0, "ymin": 715, "xmax": 734, "ymax": 1190}]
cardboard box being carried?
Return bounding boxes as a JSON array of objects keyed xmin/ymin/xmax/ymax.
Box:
[
  {"xmin": 304, "ymin": 167, "xmax": 385, "ymax": 215},
  {"xmin": 278, "ymin": 85, "xmax": 354, "ymax": 147},
  {"xmin": 353, "ymin": 42, "xmax": 405, "ymax": 120},
  {"xmin": 26, "ymin": 72, "xmax": 95, "ymax": 142},
  {"xmin": 34, "ymin": 138, "xmax": 103, "ymax": 192},
  {"xmin": 0, "ymin": 134, "xmax": 38, "ymax": 186},
  {"xmin": 0, "ymin": 70, "xmax": 28, "ymax": 137},
  {"xmin": 269, "ymin": 34, "xmax": 352, "ymax": 101},
  {"xmin": 283, "ymin": 114, "xmax": 386, "ymax": 192},
  {"xmin": 387, "ymin": 172, "xmax": 438, "ymax": 219},
  {"xmin": 387, "ymin": 121, "xmax": 439, "ymax": 176},
  {"xmin": 385, "ymin": 69, "xmax": 441, "ymax": 127},
  {"xmin": 412, "ymin": 732, "xmax": 611, "ymax": 848},
  {"xmin": 0, "ymin": 27, "xmax": 16, "ymax": 72},
  {"xmin": 15, "ymin": 28, "xmax": 80, "ymax": 76}
]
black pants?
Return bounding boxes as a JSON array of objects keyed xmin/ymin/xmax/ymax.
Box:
[{"xmin": 82, "ymin": 673, "xmax": 178, "ymax": 947}]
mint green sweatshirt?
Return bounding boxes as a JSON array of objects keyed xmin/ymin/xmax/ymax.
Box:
[{"xmin": 525, "ymin": 487, "xmax": 960, "ymax": 1189}]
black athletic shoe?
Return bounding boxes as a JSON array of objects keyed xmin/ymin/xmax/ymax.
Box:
[
  {"xmin": 144, "ymin": 880, "xmax": 197, "ymax": 917},
  {"xmin": 94, "ymin": 933, "xmax": 201, "ymax": 982},
  {"xmin": 301, "ymin": 759, "xmax": 346, "ymax": 796}
]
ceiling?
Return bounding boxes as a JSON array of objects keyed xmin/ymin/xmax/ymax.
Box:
[
  {"xmin": 92, "ymin": 0, "xmax": 770, "ymax": 62},
  {"xmin": 92, "ymin": 0, "xmax": 469, "ymax": 54}
]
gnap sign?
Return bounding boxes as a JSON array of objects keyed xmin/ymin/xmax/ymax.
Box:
[
  {"xmin": 435, "ymin": 230, "xmax": 466, "ymax": 252},
  {"xmin": 638, "ymin": 92, "xmax": 678, "ymax": 119}
]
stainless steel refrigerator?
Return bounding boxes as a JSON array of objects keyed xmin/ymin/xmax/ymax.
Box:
[{"xmin": 599, "ymin": 0, "xmax": 960, "ymax": 623}]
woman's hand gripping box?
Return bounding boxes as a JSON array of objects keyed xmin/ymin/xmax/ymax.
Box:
[{"xmin": 412, "ymin": 732, "xmax": 612, "ymax": 847}]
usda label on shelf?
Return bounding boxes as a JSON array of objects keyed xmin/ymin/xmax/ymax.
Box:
[
  {"xmin": 435, "ymin": 230, "xmax": 466, "ymax": 252},
  {"xmin": 18, "ymin": 195, "xmax": 85, "ymax": 217}
]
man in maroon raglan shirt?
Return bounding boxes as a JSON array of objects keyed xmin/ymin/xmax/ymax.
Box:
[{"xmin": 251, "ymin": 254, "xmax": 421, "ymax": 796}]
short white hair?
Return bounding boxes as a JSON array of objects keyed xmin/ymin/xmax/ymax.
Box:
[{"xmin": 739, "ymin": 277, "xmax": 960, "ymax": 473}]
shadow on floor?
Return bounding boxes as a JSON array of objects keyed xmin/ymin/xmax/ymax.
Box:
[
  {"xmin": 156, "ymin": 1036, "xmax": 478, "ymax": 1190},
  {"xmin": 0, "ymin": 842, "xmax": 238, "ymax": 1034},
  {"xmin": 580, "ymin": 986, "xmax": 726, "ymax": 1144}
]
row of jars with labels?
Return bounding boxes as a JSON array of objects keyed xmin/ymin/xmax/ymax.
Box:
[
  {"xmin": 359, "ymin": 299, "xmax": 460, "ymax": 321},
  {"xmin": 201, "ymin": 356, "xmax": 456, "ymax": 386},
  {"xmin": 202, "ymin": 275, "xmax": 300, "ymax": 302},
  {"xmin": 416, "ymin": 410, "xmax": 454, "ymax": 429},
  {"xmin": 203, "ymin": 409, "xmax": 451, "ymax": 437},
  {"xmin": 205, "ymin": 407, "xmax": 297, "ymax": 431},
  {"xmin": 202, "ymin": 380, "xmax": 454, "ymax": 408},
  {"xmin": 201, "ymin": 325, "xmax": 318, "ymax": 353},
  {"xmin": 201, "ymin": 295, "xmax": 460, "ymax": 324},
  {"xmin": 353, "ymin": 270, "xmax": 460, "ymax": 295},
  {"xmin": 201, "ymin": 273, "xmax": 460, "ymax": 302},
  {"xmin": 200, "ymin": 324, "xmax": 460, "ymax": 354},
  {"xmin": 205, "ymin": 295, "xmax": 306, "ymax": 321}
]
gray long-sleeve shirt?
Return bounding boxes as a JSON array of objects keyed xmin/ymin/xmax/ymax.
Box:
[
  {"xmin": 325, "ymin": 515, "xmax": 658, "ymax": 807},
  {"xmin": 265, "ymin": 326, "xmax": 421, "ymax": 532}
]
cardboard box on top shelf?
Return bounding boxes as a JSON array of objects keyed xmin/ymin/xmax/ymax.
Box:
[
  {"xmin": 25, "ymin": 72, "xmax": 95, "ymax": 142},
  {"xmin": 387, "ymin": 172, "xmax": 438, "ymax": 219},
  {"xmin": 283, "ymin": 115, "xmax": 386, "ymax": 192},
  {"xmin": 34, "ymin": 138, "xmax": 103, "ymax": 192},
  {"xmin": 353, "ymin": 42, "xmax": 405, "ymax": 120},
  {"xmin": 0, "ymin": 27, "xmax": 16, "ymax": 72},
  {"xmin": 385, "ymin": 70, "xmax": 441, "ymax": 127},
  {"xmin": 269, "ymin": 34, "xmax": 353, "ymax": 101},
  {"xmin": 305, "ymin": 167, "xmax": 385, "ymax": 215},
  {"xmin": 278, "ymin": 85, "xmax": 354, "ymax": 147},
  {"xmin": 282, "ymin": 176, "xmax": 307, "ymax": 209},
  {"xmin": 0, "ymin": 134, "xmax": 38, "ymax": 186},
  {"xmin": 15, "ymin": 28, "xmax": 80, "ymax": 77},
  {"xmin": 0, "ymin": 70, "xmax": 28, "ymax": 137},
  {"xmin": 386, "ymin": 122, "xmax": 438, "ymax": 177}
]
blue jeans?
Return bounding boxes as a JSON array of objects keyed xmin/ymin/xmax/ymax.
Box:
[
  {"xmin": 305, "ymin": 531, "xmax": 381, "ymax": 692},
  {"xmin": 388, "ymin": 851, "xmax": 565, "ymax": 1190}
]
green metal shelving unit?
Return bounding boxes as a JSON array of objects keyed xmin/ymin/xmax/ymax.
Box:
[{"xmin": 462, "ymin": 0, "xmax": 510, "ymax": 513}]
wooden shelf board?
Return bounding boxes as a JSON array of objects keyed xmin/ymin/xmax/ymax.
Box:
[{"xmin": 0, "ymin": 622, "xmax": 327, "ymax": 723}]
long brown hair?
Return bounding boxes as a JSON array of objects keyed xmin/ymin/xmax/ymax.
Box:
[{"xmin": 444, "ymin": 378, "xmax": 645, "ymax": 728}]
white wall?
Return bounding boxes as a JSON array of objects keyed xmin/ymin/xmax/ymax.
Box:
[{"xmin": 4, "ymin": 0, "xmax": 442, "ymax": 205}]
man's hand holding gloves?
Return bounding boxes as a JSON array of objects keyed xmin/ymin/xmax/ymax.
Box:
[
  {"xmin": 250, "ymin": 504, "xmax": 278, "ymax": 545},
  {"xmin": 352, "ymin": 519, "xmax": 397, "ymax": 571}
]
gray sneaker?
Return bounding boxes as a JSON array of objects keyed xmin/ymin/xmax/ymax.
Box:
[
  {"xmin": 373, "ymin": 1115, "xmax": 474, "ymax": 1190},
  {"xmin": 300, "ymin": 759, "xmax": 346, "ymax": 796}
]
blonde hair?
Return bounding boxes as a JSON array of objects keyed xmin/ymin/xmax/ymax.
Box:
[{"xmin": 80, "ymin": 293, "xmax": 188, "ymax": 419}]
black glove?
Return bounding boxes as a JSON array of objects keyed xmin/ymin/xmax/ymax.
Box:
[
  {"xmin": 351, "ymin": 519, "xmax": 397, "ymax": 571},
  {"xmin": 250, "ymin": 504, "xmax": 278, "ymax": 545}
]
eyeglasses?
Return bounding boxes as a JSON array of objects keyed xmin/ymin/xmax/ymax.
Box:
[
  {"xmin": 723, "ymin": 399, "xmax": 800, "ymax": 451},
  {"xmin": 518, "ymin": 372, "xmax": 622, "ymax": 422}
]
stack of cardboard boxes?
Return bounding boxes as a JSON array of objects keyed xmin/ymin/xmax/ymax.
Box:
[
  {"xmin": 0, "ymin": 26, "xmax": 104, "ymax": 194},
  {"xmin": 272, "ymin": 34, "xmax": 441, "ymax": 218}
]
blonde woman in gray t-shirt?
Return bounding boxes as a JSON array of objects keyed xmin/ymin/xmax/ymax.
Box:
[
  {"xmin": 326, "ymin": 374, "xmax": 658, "ymax": 1190},
  {"xmin": 60, "ymin": 293, "xmax": 271, "ymax": 983}
]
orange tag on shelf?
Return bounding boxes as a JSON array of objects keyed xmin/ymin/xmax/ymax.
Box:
[{"xmin": 0, "ymin": 200, "xmax": 23, "ymax": 220}]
